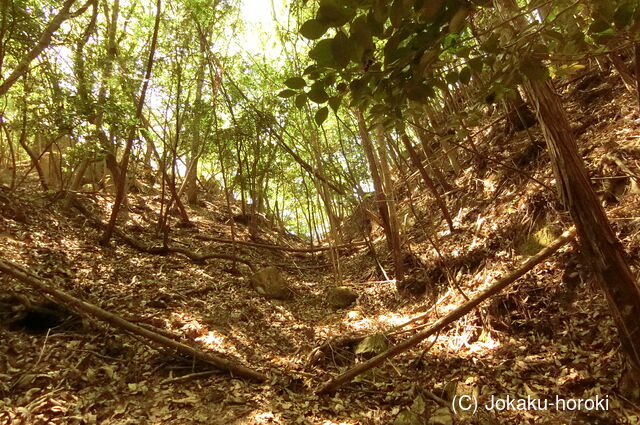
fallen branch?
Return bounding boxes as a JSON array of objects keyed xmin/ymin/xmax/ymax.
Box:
[
  {"xmin": 316, "ymin": 228, "xmax": 576, "ymax": 395},
  {"xmin": 71, "ymin": 197, "xmax": 256, "ymax": 272},
  {"xmin": 0, "ymin": 257, "xmax": 267, "ymax": 382},
  {"xmin": 193, "ymin": 234, "xmax": 368, "ymax": 253}
]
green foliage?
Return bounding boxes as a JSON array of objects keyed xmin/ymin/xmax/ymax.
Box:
[
  {"xmin": 300, "ymin": 19, "xmax": 329, "ymax": 39},
  {"xmin": 315, "ymin": 107, "xmax": 329, "ymax": 125}
]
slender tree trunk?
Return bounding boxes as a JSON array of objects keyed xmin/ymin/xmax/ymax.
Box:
[
  {"xmin": 375, "ymin": 124, "xmax": 404, "ymax": 280},
  {"xmin": 356, "ymin": 109, "xmax": 404, "ymax": 279},
  {"xmin": 525, "ymin": 77, "xmax": 640, "ymax": 387},
  {"xmin": 100, "ymin": 0, "xmax": 161, "ymax": 245},
  {"xmin": 185, "ymin": 60, "xmax": 205, "ymax": 205},
  {"xmin": 399, "ymin": 128, "xmax": 454, "ymax": 232}
]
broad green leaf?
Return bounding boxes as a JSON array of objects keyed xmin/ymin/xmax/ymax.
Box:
[
  {"xmin": 366, "ymin": 10, "xmax": 385, "ymax": 36},
  {"xmin": 350, "ymin": 15, "xmax": 374, "ymax": 49},
  {"xmin": 315, "ymin": 107, "xmax": 329, "ymax": 125},
  {"xmin": 317, "ymin": 0, "xmax": 356, "ymax": 27},
  {"xmin": 328, "ymin": 95, "xmax": 342, "ymax": 112},
  {"xmin": 419, "ymin": 0, "xmax": 445, "ymax": 21},
  {"xmin": 278, "ymin": 89, "xmax": 297, "ymax": 98},
  {"xmin": 308, "ymin": 86, "xmax": 329, "ymax": 103},
  {"xmin": 332, "ymin": 32, "xmax": 352, "ymax": 68},
  {"xmin": 295, "ymin": 93, "xmax": 308, "ymax": 109},
  {"xmin": 284, "ymin": 77, "xmax": 306, "ymax": 89},
  {"xmin": 455, "ymin": 45, "xmax": 471, "ymax": 58},
  {"xmin": 355, "ymin": 333, "xmax": 388, "ymax": 355},
  {"xmin": 310, "ymin": 39, "xmax": 336, "ymax": 67},
  {"xmin": 300, "ymin": 19, "xmax": 329, "ymax": 39},
  {"xmin": 588, "ymin": 19, "xmax": 610, "ymax": 34},
  {"xmin": 372, "ymin": 0, "xmax": 388, "ymax": 24},
  {"xmin": 370, "ymin": 104, "xmax": 388, "ymax": 115}
]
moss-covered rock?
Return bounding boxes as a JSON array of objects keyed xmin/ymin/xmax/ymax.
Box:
[{"xmin": 326, "ymin": 286, "xmax": 358, "ymax": 309}]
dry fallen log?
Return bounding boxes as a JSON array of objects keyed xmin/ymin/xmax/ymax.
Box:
[
  {"xmin": 0, "ymin": 257, "xmax": 267, "ymax": 382},
  {"xmin": 316, "ymin": 228, "xmax": 576, "ymax": 395}
]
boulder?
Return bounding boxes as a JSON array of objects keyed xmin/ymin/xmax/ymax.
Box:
[
  {"xmin": 249, "ymin": 267, "xmax": 292, "ymax": 300},
  {"xmin": 326, "ymin": 286, "xmax": 358, "ymax": 309}
]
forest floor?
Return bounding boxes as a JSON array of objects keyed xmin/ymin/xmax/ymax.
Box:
[{"xmin": 3, "ymin": 66, "xmax": 640, "ymax": 425}]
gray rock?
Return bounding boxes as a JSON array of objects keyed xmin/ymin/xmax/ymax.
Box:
[{"xmin": 249, "ymin": 267, "xmax": 292, "ymax": 299}]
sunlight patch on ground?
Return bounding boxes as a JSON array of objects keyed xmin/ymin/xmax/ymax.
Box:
[
  {"xmin": 376, "ymin": 313, "xmax": 412, "ymax": 328},
  {"xmin": 197, "ymin": 330, "xmax": 227, "ymax": 351},
  {"xmin": 252, "ymin": 411, "xmax": 282, "ymax": 424}
]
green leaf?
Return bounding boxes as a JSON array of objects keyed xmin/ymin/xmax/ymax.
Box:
[
  {"xmin": 355, "ymin": 333, "xmax": 388, "ymax": 355},
  {"xmin": 295, "ymin": 93, "xmax": 307, "ymax": 109},
  {"xmin": 317, "ymin": 0, "xmax": 356, "ymax": 27},
  {"xmin": 278, "ymin": 89, "xmax": 297, "ymax": 98},
  {"xmin": 445, "ymin": 71, "xmax": 458, "ymax": 84},
  {"xmin": 303, "ymin": 65, "xmax": 317, "ymax": 75},
  {"xmin": 328, "ymin": 95, "xmax": 342, "ymax": 112},
  {"xmin": 459, "ymin": 66, "xmax": 472, "ymax": 84},
  {"xmin": 468, "ymin": 57, "xmax": 483, "ymax": 73},
  {"xmin": 588, "ymin": 19, "xmax": 611, "ymax": 34},
  {"xmin": 308, "ymin": 86, "xmax": 329, "ymax": 103},
  {"xmin": 284, "ymin": 77, "xmax": 306, "ymax": 89},
  {"xmin": 332, "ymin": 32, "xmax": 352, "ymax": 68},
  {"xmin": 481, "ymin": 33, "xmax": 500, "ymax": 54},
  {"xmin": 350, "ymin": 15, "xmax": 374, "ymax": 49},
  {"xmin": 300, "ymin": 19, "xmax": 329, "ymax": 39},
  {"xmin": 370, "ymin": 104, "xmax": 388, "ymax": 115},
  {"xmin": 406, "ymin": 82, "xmax": 434, "ymax": 102},
  {"xmin": 372, "ymin": 0, "xmax": 389, "ymax": 24},
  {"xmin": 315, "ymin": 107, "xmax": 329, "ymax": 125},
  {"xmin": 365, "ymin": 10, "xmax": 384, "ymax": 36},
  {"xmin": 309, "ymin": 39, "xmax": 336, "ymax": 67}
]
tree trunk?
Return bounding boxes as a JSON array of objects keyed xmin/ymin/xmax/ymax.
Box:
[
  {"xmin": 101, "ymin": 0, "xmax": 161, "ymax": 245},
  {"xmin": 185, "ymin": 61, "xmax": 205, "ymax": 205},
  {"xmin": 375, "ymin": 124, "xmax": 404, "ymax": 280},
  {"xmin": 0, "ymin": 0, "xmax": 86, "ymax": 96},
  {"xmin": 525, "ymin": 77, "xmax": 640, "ymax": 387},
  {"xmin": 356, "ymin": 109, "xmax": 404, "ymax": 279},
  {"xmin": 400, "ymin": 128, "xmax": 454, "ymax": 232},
  {"xmin": 610, "ymin": 53, "xmax": 637, "ymax": 96}
]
